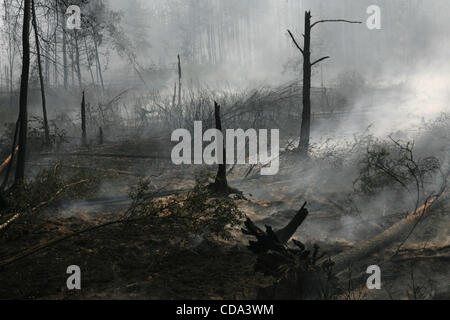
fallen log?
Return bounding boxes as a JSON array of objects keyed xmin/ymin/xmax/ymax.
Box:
[{"xmin": 328, "ymin": 196, "xmax": 439, "ymax": 272}]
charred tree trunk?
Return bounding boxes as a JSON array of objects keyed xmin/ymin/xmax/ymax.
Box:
[
  {"xmin": 242, "ymin": 202, "xmax": 309, "ymax": 250},
  {"xmin": 288, "ymin": 12, "xmax": 360, "ymax": 155},
  {"xmin": 177, "ymin": 54, "xmax": 182, "ymax": 107},
  {"xmin": 81, "ymin": 91, "xmax": 87, "ymax": 146},
  {"xmin": 98, "ymin": 127, "xmax": 103, "ymax": 145},
  {"xmin": 213, "ymin": 101, "xmax": 227, "ymax": 190},
  {"xmin": 299, "ymin": 11, "xmax": 312, "ymax": 154},
  {"xmin": 15, "ymin": 0, "xmax": 31, "ymax": 185},
  {"xmin": 241, "ymin": 202, "xmax": 334, "ymax": 299},
  {"xmin": 208, "ymin": 101, "xmax": 241, "ymax": 196},
  {"xmin": 31, "ymin": 0, "xmax": 50, "ymax": 146}
]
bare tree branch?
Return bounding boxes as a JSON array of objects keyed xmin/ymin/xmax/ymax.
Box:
[
  {"xmin": 311, "ymin": 56, "xmax": 330, "ymax": 67},
  {"xmin": 311, "ymin": 19, "xmax": 362, "ymax": 28},
  {"xmin": 287, "ymin": 29, "xmax": 303, "ymax": 55}
]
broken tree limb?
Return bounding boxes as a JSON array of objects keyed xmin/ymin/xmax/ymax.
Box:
[
  {"xmin": 311, "ymin": 56, "xmax": 330, "ymax": 67},
  {"xmin": 0, "ymin": 217, "xmax": 128, "ymax": 269},
  {"xmin": 0, "ymin": 179, "xmax": 88, "ymax": 234},
  {"xmin": 275, "ymin": 202, "xmax": 308, "ymax": 244},
  {"xmin": 38, "ymin": 152, "xmax": 171, "ymax": 160},
  {"xmin": 311, "ymin": 19, "xmax": 362, "ymax": 28},
  {"xmin": 242, "ymin": 202, "xmax": 309, "ymax": 254},
  {"xmin": 242, "ymin": 202, "xmax": 335, "ymax": 299},
  {"xmin": 1, "ymin": 119, "xmax": 19, "ymax": 190},
  {"xmin": 0, "ymin": 146, "xmax": 19, "ymax": 174},
  {"xmin": 287, "ymin": 29, "xmax": 304, "ymax": 55},
  {"xmin": 0, "ymin": 213, "xmax": 20, "ymax": 232},
  {"xmin": 242, "ymin": 218, "xmax": 286, "ymax": 254}
]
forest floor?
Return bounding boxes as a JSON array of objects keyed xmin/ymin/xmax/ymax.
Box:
[{"xmin": 0, "ymin": 137, "xmax": 448, "ymax": 300}]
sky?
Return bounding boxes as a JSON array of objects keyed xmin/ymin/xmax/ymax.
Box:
[{"xmin": 105, "ymin": 0, "xmax": 450, "ymax": 126}]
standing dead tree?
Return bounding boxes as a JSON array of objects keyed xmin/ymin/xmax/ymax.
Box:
[
  {"xmin": 288, "ymin": 11, "xmax": 361, "ymax": 155},
  {"xmin": 213, "ymin": 101, "xmax": 227, "ymax": 189},
  {"xmin": 208, "ymin": 101, "xmax": 241, "ymax": 196}
]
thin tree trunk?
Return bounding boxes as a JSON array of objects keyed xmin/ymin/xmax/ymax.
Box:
[
  {"xmin": 15, "ymin": 0, "xmax": 31, "ymax": 184},
  {"xmin": 84, "ymin": 38, "xmax": 95, "ymax": 85},
  {"xmin": 177, "ymin": 54, "xmax": 182, "ymax": 107},
  {"xmin": 62, "ymin": 7, "xmax": 68, "ymax": 90},
  {"xmin": 53, "ymin": 0, "xmax": 58, "ymax": 87},
  {"xmin": 93, "ymin": 35, "xmax": 104, "ymax": 91},
  {"xmin": 31, "ymin": 0, "xmax": 50, "ymax": 145},
  {"xmin": 74, "ymin": 32, "xmax": 82, "ymax": 89},
  {"xmin": 172, "ymin": 82, "xmax": 177, "ymax": 108},
  {"xmin": 81, "ymin": 91, "xmax": 87, "ymax": 146},
  {"xmin": 70, "ymin": 36, "xmax": 75, "ymax": 87}
]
